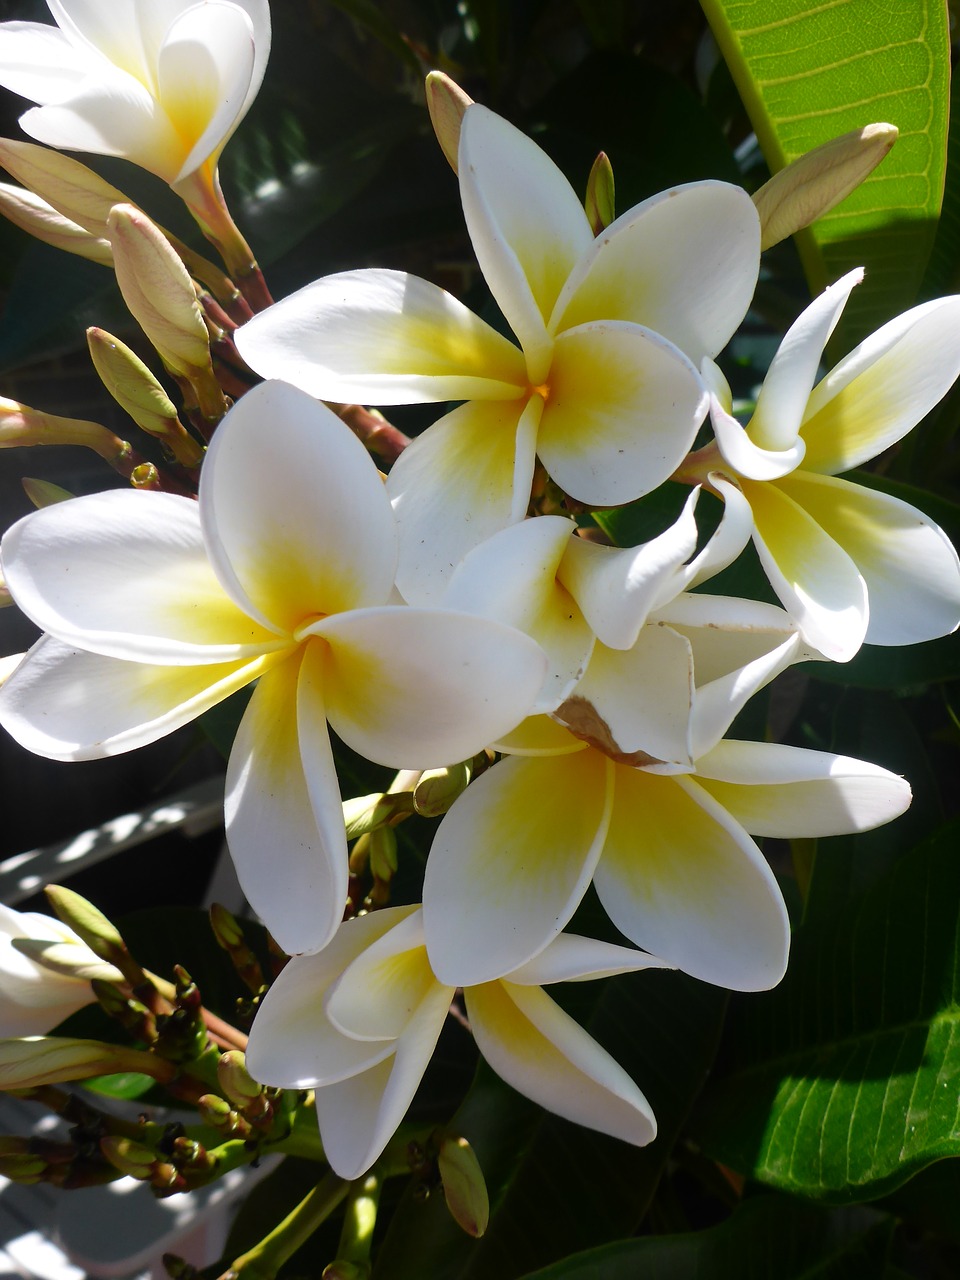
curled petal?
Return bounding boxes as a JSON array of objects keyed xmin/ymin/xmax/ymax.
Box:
[
  {"xmin": 310, "ymin": 606, "xmax": 546, "ymax": 769},
  {"xmin": 459, "ymin": 105, "xmax": 593, "ymax": 380},
  {"xmin": 538, "ymin": 321, "xmax": 707, "ymax": 507},
  {"xmin": 201, "ymin": 380, "xmax": 398, "ymax": 631},
  {"xmin": 507, "ymin": 932, "xmax": 672, "ymax": 986},
  {"xmin": 678, "ymin": 475, "xmax": 754, "ymax": 593},
  {"xmin": 387, "ymin": 398, "xmax": 537, "ymax": 603},
  {"xmin": 552, "ymin": 181, "xmax": 760, "ymax": 364},
  {"xmin": 235, "ymin": 269, "xmax": 527, "ymax": 404},
  {"xmin": 466, "ymin": 980, "xmax": 656, "ymax": 1146},
  {"xmin": 224, "ymin": 644, "xmax": 348, "ymax": 956},
  {"xmin": 423, "ymin": 752, "xmax": 613, "ymax": 987},
  {"xmin": 777, "ymin": 471, "xmax": 960, "ymax": 647},
  {"xmin": 594, "ymin": 768, "xmax": 790, "ymax": 991},
  {"xmin": 711, "ymin": 394, "xmax": 805, "ymax": 481},
  {"xmin": 245, "ymin": 910, "xmax": 413, "ymax": 1088},
  {"xmin": 694, "ymin": 739, "xmax": 912, "ymax": 836},
  {"xmin": 741, "ymin": 477, "xmax": 868, "ymax": 662},
  {"xmin": 557, "ymin": 489, "xmax": 700, "ymax": 649},
  {"xmin": 0, "ymin": 635, "xmax": 273, "ymax": 762},
  {"xmin": 802, "ymin": 295, "xmax": 960, "ymax": 474},
  {"xmin": 749, "ymin": 268, "xmax": 862, "ymax": 452},
  {"xmin": 1, "ymin": 490, "xmax": 283, "ymax": 662},
  {"xmin": 443, "ymin": 515, "xmax": 594, "ymax": 713}
]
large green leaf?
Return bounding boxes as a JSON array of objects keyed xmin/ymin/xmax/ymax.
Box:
[
  {"xmin": 519, "ymin": 1196, "xmax": 893, "ymax": 1279},
  {"xmin": 691, "ymin": 820, "xmax": 960, "ymax": 1203},
  {"xmin": 701, "ymin": 0, "xmax": 950, "ymax": 349}
]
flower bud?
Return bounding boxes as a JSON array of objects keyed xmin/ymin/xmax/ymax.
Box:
[
  {"xmin": 21, "ymin": 477, "xmax": 72, "ymax": 508},
  {"xmin": 753, "ymin": 123, "xmax": 898, "ymax": 250},
  {"xmin": 414, "ymin": 762, "xmax": 472, "ymax": 818},
  {"xmin": 44, "ymin": 886, "xmax": 129, "ymax": 975},
  {"xmin": 438, "ymin": 1134, "xmax": 489, "ymax": 1237},
  {"xmin": 86, "ymin": 328, "xmax": 203, "ymax": 467},
  {"xmin": 584, "ymin": 152, "xmax": 615, "ymax": 236},
  {"xmin": 368, "ymin": 825, "xmax": 398, "ymax": 884},
  {"xmin": 0, "ymin": 183, "xmax": 113, "ymax": 263},
  {"xmin": 0, "ymin": 137, "xmax": 128, "ymax": 235},
  {"xmin": 106, "ymin": 204, "xmax": 213, "ymax": 381},
  {"xmin": 425, "ymin": 72, "xmax": 474, "ymax": 173},
  {"xmin": 343, "ymin": 790, "xmax": 411, "ymax": 840},
  {"xmin": 99, "ymin": 1135, "xmax": 156, "ymax": 1180},
  {"xmin": 0, "ymin": 1036, "xmax": 175, "ymax": 1088},
  {"xmin": 217, "ymin": 1049, "xmax": 263, "ymax": 1106}
]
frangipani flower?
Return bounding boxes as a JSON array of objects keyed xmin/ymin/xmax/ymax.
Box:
[
  {"xmin": 0, "ymin": 380, "xmax": 546, "ymax": 957},
  {"xmin": 0, "ymin": 903, "xmax": 122, "ymax": 1037},
  {"xmin": 246, "ymin": 905, "xmax": 667, "ymax": 1180},
  {"xmin": 0, "ymin": 1, "xmax": 269, "ymax": 194},
  {"xmin": 441, "ymin": 476, "xmax": 761, "ymax": 722},
  {"xmin": 422, "ymin": 718, "xmax": 911, "ymax": 992},
  {"xmin": 235, "ymin": 104, "xmax": 761, "ymax": 598},
  {"xmin": 696, "ymin": 269, "xmax": 960, "ymax": 661}
]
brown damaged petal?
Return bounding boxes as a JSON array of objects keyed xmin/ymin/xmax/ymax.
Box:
[{"xmin": 552, "ymin": 697, "xmax": 663, "ymax": 767}]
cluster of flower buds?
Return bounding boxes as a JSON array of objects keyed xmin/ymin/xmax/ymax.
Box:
[{"xmin": 0, "ymin": 2, "xmax": 957, "ymax": 1232}]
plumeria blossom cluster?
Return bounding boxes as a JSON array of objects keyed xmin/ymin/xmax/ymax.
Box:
[{"xmin": 0, "ymin": 4, "xmax": 955, "ymax": 1215}]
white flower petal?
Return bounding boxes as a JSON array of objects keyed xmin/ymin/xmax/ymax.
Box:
[
  {"xmin": 594, "ymin": 767, "xmax": 790, "ymax": 990},
  {"xmin": 466, "ymin": 980, "xmax": 656, "ymax": 1146},
  {"xmin": 491, "ymin": 714, "xmax": 588, "ymax": 757},
  {"xmin": 677, "ymin": 474, "xmax": 754, "ymax": 594},
  {"xmin": 160, "ymin": 3, "xmax": 257, "ymax": 182},
  {"xmin": 694, "ymin": 739, "xmax": 913, "ymax": 836},
  {"xmin": 422, "ymin": 751, "xmax": 613, "ymax": 987},
  {"xmin": 552, "ymin": 182, "xmax": 760, "ymax": 364},
  {"xmin": 564, "ymin": 628, "xmax": 695, "ymax": 767},
  {"xmin": 741, "ymin": 476, "xmax": 868, "ymax": 662},
  {"xmin": 326, "ymin": 911, "xmax": 451, "ymax": 1042},
  {"xmin": 245, "ymin": 912, "xmax": 410, "ymax": 1089},
  {"xmin": 749, "ymin": 268, "xmax": 862, "ymax": 451},
  {"xmin": 316, "ymin": 983, "xmax": 452, "ymax": 1180},
  {"xmin": 201, "ymin": 380, "xmax": 397, "ymax": 632},
  {"xmin": 235, "ymin": 269, "xmax": 527, "ymax": 404},
  {"xmin": 224, "ymin": 644, "xmax": 348, "ymax": 956},
  {"xmin": 537, "ymin": 321, "xmax": 707, "ymax": 507},
  {"xmin": 0, "ymin": 22, "xmax": 95, "ymax": 102},
  {"xmin": 459, "ymin": 105, "xmax": 593, "ymax": 380},
  {"xmin": 802, "ymin": 295, "xmax": 960, "ymax": 474},
  {"xmin": 0, "ymin": 635, "xmax": 271, "ymax": 761},
  {"xmin": 557, "ymin": 489, "xmax": 700, "ymax": 649},
  {"xmin": 507, "ymin": 932, "xmax": 671, "ymax": 986},
  {"xmin": 386, "ymin": 398, "xmax": 536, "ymax": 604},
  {"xmin": 777, "ymin": 471, "xmax": 960, "ymax": 647},
  {"xmin": 443, "ymin": 515, "xmax": 594, "ymax": 713},
  {"xmin": 1, "ymin": 490, "xmax": 282, "ymax": 662},
  {"xmin": 311, "ymin": 605, "xmax": 546, "ymax": 768},
  {"xmin": 711, "ymin": 393, "xmax": 805, "ymax": 481}
]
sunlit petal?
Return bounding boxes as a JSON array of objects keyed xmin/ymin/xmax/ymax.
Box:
[
  {"xmin": 235, "ymin": 269, "xmax": 527, "ymax": 404},
  {"xmin": 492, "ymin": 714, "xmax": 588, "ymax": 757},
  {"xmin": 594, "ymin": 767, "xmax": 789, "ymax": 990},
  {"xmin": 552, "ymin": 181, "xmax": 760, "ymax": 363},
  {"xmin": 1, "ymin": 490, "xmax": 282, "ymax": 662},
  {"xmin": 694, "ymin": 739, "xmax": 912, "ymax": 836},
  {"xmin": 741, "ymin": 476, "xmax": 867, "ymax": 662},
  {"xmin": 711, "ymin": 393, "xmax": 805, "ymax": 481},
  {"xmin": 0, "ymin": 22, "xmax": 93, "ymax": 102},
  {"xmin": 201, "ymin": 381, "xmax": 397, "ymax": 631},
  {"xmin": 507, "ymin": 932, "xmax": 671, "ymax": 985},
  {"xmin": 0, "ymin": 635, "xmax": 273, "ymax": 761},
  {"xmin": 677, "ymin": 475, "xmax": 754, "ymax": 594},
  {"xmin": 386, "ymin": 398, "xmax": 535, "ymax": 603},
  {"xmin": 538, "ymin": 321, "xmax": 707, "ymax": 507},
  {"xmin": 459, "ymin": 105, "xmax": 593, "ymax": 380},
  {"xmin": 443, "ymin": 515, "xmax": 594, "ymax": 712},
  {"xmin": 802, "ymin": 296, "xmax": 960, "ymax": 474},
  {"xmin": 466, "ymin": 980, "xmax": 656, "ymax": 1146},
  {"xmin": 562, "ymin": 628, "xmax": 694, "ymax": 767},
  {"xmin": 422, "ymin": 751, "xmax": 613, "ymax": 986},
  {"xmin": 224, "ymin": 644, "xmax": 348, "ymax": 957},
  {"xmin": 777, "ymin": 470, "xmax": 960, "ymax": 647},
  {"xmin": 311, "ymin": 605, "xmax": 545, "ymax": 768},
  {"xmin": 750, "ymin": 268, "xmax": 861, "ymax": 451},
  {"xmin": 557, "ymin": 489, "xmax": 700, "ymax": 649}
]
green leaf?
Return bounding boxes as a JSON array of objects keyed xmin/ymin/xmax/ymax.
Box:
[
  {"xmin": 692, "ymin": 819, "xmax": 960, "ymax": 1203},
  {"xmin": 518, "ymin": 1196, "xmax": 893, "ymax": 1279},
  {"xmin": 701, "ymin": 0, "xmax": 950, "ymax": 349}
]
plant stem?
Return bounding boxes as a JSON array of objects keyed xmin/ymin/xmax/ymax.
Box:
[{"xmin": 222, "ymin": 1171, "xmax": 349, "ymax": 1278}]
